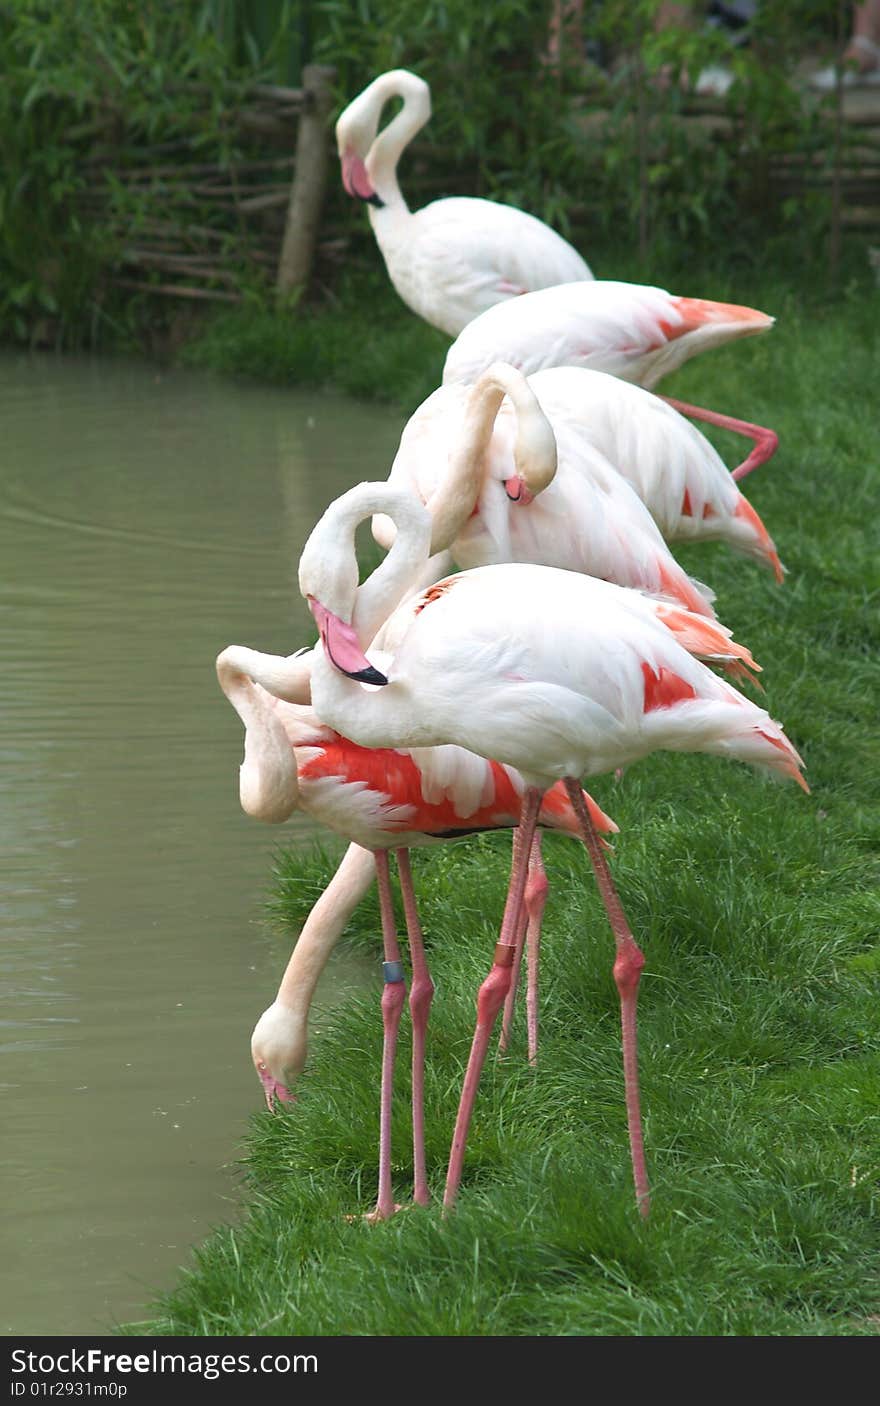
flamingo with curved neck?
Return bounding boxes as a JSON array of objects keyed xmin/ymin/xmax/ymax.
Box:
[
  {"xmin": 372, "ymin": 361, "xmax": 557, "ymax": 558},
  {"xmin": 442, "ymin": 279, "xmax": 780, "ymax": 482},
  {"xmin": 335, "ymin": 69, "xmax": 593, "ymax": 338},
  {"xmin": 373, "ymin": 364, "xmax": 723, "ymax": 619},
  {"xmin": 217, "ymin": 639, "xmax": 616, "ymax": 1217},
  {"xmin": 299, "ymin": 482, "xmax": 808, "ymax": 1214}
]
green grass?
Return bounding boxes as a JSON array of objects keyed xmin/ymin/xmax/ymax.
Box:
[
  {"xmin": 135, "ymin": 270, "xmax": 880, "ymax": 1337},
  {"xmin": 177, "ymin": 239, "xmax": 878, "ymax": 418},
  {"xmin": 179, "ymin": 266, "xmax": 450, "ymax": 413}
]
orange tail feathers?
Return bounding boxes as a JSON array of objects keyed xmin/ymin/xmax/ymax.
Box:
[
  {"xmin": 756, "ymin": 728, "xmax": 810, "ymax": 793},
  {"xmin": 655, "ymin": 558, "xmax": 716, "ymax": 619},
  {"xmin": 667, "ymin": 296, "xmax": 775, "ymax": 339},
  {"xmin": 541, "ymin": 783, "xmax": 618, "ymax": 845},
  {"xmin": 654, "ymin": 602, "xmax": 762, "ymax": 685},
  {"xmin": 735, "ymin": 495, "xmax": 785, "ymax": 584}
]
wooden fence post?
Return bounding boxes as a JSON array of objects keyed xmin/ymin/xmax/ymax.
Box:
[{"xmin": 276, "ymin": 64, "xmax": 336, "ymax": 298}]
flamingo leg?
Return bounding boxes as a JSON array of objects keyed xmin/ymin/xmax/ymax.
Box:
[
  {"xmin": 395, "ymin": 847, "xmax": 434, "ymax": 1207},
  {"xmin": 563, "ymin": 778, "xmax": 650, "ymax": 1218},
  {"xmin": 369, "ymin": 850, "xmax": 406, "ymax": 1222},
  {"xmin": 498, "ymin": 831, "xmax": 547, "ymax": 1061},
  {"xmin": 443, "ymin": 787, "xmax": 544, "ymax": 1210},
  {"xmin": 498, "ymin": 875, "xmax": 529, "ymax": 1055},
  {"xmin": 524, "ymin": 831, "xmax": 549, "ymax": 1067},
  {"xmin": 660, "ymin": 396, "xmax": 779, "ymax": 481}
]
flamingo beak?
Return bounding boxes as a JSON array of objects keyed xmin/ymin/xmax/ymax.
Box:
[
  {"xmin": 341, "ymin": 151, "xmax": 385, "ymax": 208},
  {"xmin": 257, "ymin": 1064, "xmax": 295, "ymax": 1111},
  {"xmin": 308, "ymin": 598, "xmax": 388, "ymax": 686},
  {"xmin": 504, "ymin": 475, "xmax": 535, "ymax": 506}
]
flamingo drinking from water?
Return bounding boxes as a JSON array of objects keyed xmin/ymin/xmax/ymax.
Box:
[
  {"xmin": 298, "ymin": 482, "xmax": 808, "ymax": 1215},
  {"xmin": 218, "ymin": 644, "xmax": 614, "ymax": 1219}
]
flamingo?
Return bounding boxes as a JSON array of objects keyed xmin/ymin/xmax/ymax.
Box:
[
  {"xmin": 335, "ymin": 69, "xmax": 592, "ymax": 338},
  {"xmin": 379, "ymin": 364, "xmax": 783, "ymax": 585},
  {"xmin": 298, "ymin": 482, "xmax": 808, "ymax": 1214},
  {"xmin": 442, "ymin": 280, "xmax": 780, "ymax": 481},
  {"xmin": 373, "ymin": 361, "xmax": 776, "ymax": 1052},
  {"xmin": 217, "ymin": 644, "xmax": 615, "ymax": 1220}
]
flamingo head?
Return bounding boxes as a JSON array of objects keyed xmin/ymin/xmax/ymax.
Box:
[
  {"xmin": 251, "ymin": 1002, "xmax": 302, "ymax": 1112},
  {"xmin": 503, "ymin": 475, "xmax": 535, "ymax": 506},
  {"xmin": 307, "ymin": 598, "xmax": 388, "ymax": 686},
  {"xmin": 336, "ymin": 70, "xmax": 429, "ymax": 209},
  {"xmin": 340, "ymin": 149, "xmax": 384, "ymax": 208}
]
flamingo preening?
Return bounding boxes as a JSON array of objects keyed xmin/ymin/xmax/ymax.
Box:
[
  {"xmin": 218, "ymin": 645, "xmax": 615, "ymax": 1220},
  {"xmin": 238, "ymin": 363, "xmax": 781, "ymax": 1205},
  {"xmin": 376, "ymin": 363, "xmax": 783, "ymax": 590},
  {"xmin": 298, "ymin": 482, "xmax": 807, "ymax": 1215},
  {"xmin": 335, "ymin": 69, "xmax": 592, "ymax": 337}
]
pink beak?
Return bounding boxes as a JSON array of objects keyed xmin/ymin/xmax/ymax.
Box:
[
  {"xmin": 258, "ymin": 1065, "xmax": 294, "ymax": 1111},
  {"xmin": 308, "ymin": 597, "xmax": 388, "ymax": 685},
  {"xmin": 341, "ymin": 151, "xmax": 381, "ymax": 205},
  {"xmin": 504, "ymin": 475, "xmax": 535, "ymax": 506}
]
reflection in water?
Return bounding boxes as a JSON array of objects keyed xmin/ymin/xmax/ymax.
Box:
[{"xmin": 0, "ymin": 352, "xmax": 406, "ymax": 1335}]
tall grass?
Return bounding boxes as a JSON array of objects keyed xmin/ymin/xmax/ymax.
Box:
[{"xmin": 128, "ymin": 277, "xmax": 880, "ymax": 1337}]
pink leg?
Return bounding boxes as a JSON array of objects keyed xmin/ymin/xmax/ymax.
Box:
[
  {"xmin": 660, "ymin": 396, "xmax": 779, "ymax": 481},
  {"xmin": 499, "ymin": 831, "xmax": 548, "ymax": 1059},
  {"xmin": 563, "ymin": 778, "xmax": 650, "ymax": 1218},
  {"xmin": 524, "ymin": 833, "xmax": 549, "ymax": 1066},
  {"xmin": 395, "ymin": 848, "xmax": 434, "ymax": 1208},
  {"xmin": 444, "ymin": 788, "xmax": 544, "ymax": 1210},
  {"xmin": 498, "ymin": 879, "xmax": 529, "ymax": 1055},
  {"xmin": 369, "ymin": 850, "xmax": 406, "ymax": 1222}
]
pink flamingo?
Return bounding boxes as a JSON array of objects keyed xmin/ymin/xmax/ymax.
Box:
[
  {"xmin": 442, "ymin": 279, "xmax": 780, "ymax": 481},
  {"xmin": 372, "ymin": 363, "xmax": 781, "ymax": 1051},
  {"xmin": 374, "ymin": 361, "xmax": 719, "ymax": 619},
  {"xmin": 298, "ymin": 482, "xmax": 808, "ymax": 1215},
  {"xmin": 335, "ymin": 70, "xmax": 592, "ymax": 338},
  {"xmin": 218, "ymin": 644, "xmax": 615, "ymax": 1220},
  {"xmin": 378, "ymin": 364, "xmax": 783, "ymax": 589}
]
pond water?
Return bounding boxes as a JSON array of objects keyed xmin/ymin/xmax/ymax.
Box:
[{"xmin": 0, "ymin": 352, "xmax": 404, "ymax": 1336}]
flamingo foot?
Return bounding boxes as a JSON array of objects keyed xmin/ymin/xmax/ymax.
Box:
[{"xmin": 363, "ymin": 1201, "xmax": 405, "ymax": 1224}]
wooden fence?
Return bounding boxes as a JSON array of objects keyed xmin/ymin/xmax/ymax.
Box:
[
  {"xmin": 77, "ymin": 67, "xmax": 879, "ymax": 317},
  {"xmin": 79, "ymin": 64, "xmax": 337, "ymax": 308}
]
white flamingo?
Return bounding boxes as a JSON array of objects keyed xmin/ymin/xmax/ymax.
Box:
[
  {"xmin": 218, "ymin": 645, "xmax": 614, "ymax": 1219},
  {"xmin": 380, "ymin": 364, "xmax": 783, "ymax": 585},
  {"xmin": 335, "ymin": 69, "xmax": 592, "ymax": 337},
  {"xmin": 298, "ymin": 482, "xmax": 808, "ymax": 1215},
  {"xmin": 442, "ymin": 279, "xmax": 780, "ymax": 480}
]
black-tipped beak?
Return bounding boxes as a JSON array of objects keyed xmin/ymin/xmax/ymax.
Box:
[
  {"xmin": 340, "ymin": 663, "xmax": 389, "ymax": 686},
  {"xmin": 363, "ymin": 191, "xmax": 385, "ymax": 209}
]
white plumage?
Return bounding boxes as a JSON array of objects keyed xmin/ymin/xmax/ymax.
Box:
[
  {"xmin": 302, "ymin": 484, "xmax": 805, "ymax": 796},
  {"xmin": 376, "ymin": 365, "xmax": 781, "ymax": 596},
  {"xmin": 443, "ymin": 278, "xmax": 774, "ymax": 388},
  {"xmin": 335, "ymin": 69, "xmax": 592, "ymax": 336}
]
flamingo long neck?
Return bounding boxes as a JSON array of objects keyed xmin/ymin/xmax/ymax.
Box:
[
  {"xmin": 364, "ymin": 72, "xmax": 430, "ymax": 211},
  {"xmin": 274, "ymin": 842, "xmax": 377, "ymax": 1057},
  {"xmin": 216, "ymin": 649, "xmax": 302, "ymax": 823},
  {"xmin": 343, "ymin": 494, "xmax": 433, "ymax": 646},
  {"xmin": 427, "ymin": 364, "xmax": 557, "ymax": 552},
  {"xmin": 300, "ymin": 483, "xmax": 433, "ymax": 748}
]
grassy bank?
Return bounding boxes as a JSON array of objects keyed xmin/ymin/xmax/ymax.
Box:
[
  {"xmin": 178, "ymin": 236, "xmax": 878, "ymax": 415},
  {"xmin": 133, "ymin": 281, "xmax": 879, "ymax": 1337}
]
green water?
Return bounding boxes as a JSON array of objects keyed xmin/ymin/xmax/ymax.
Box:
[{"xmin": 0, "ymin": 353, "xmax": 402, "ymax": 1334}]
